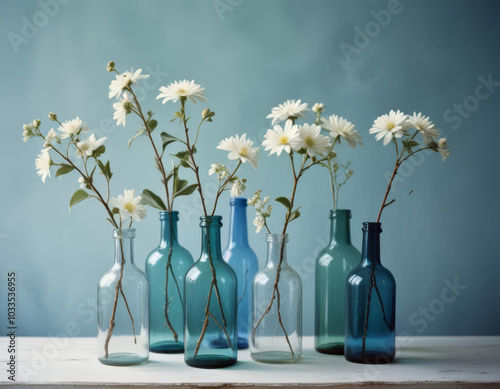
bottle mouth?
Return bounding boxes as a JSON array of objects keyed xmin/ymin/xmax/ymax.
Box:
[
  {"xmin": 266, "ymin": 233, "xmax": 289, "ymax": 243},
  {"xmin": 199, "ymin": 215, "xmax": 223, "ymax": 227},
  {"xmin": 330, "ymin": 209, "xmax": 351, "ymax": 219},
  {"xmin": 113, "ymin": 228, "xmax": 136, "ymax": 239},
  {"xmin": 159, "ymin": 210, "xmax": 179, "ymax": 222},
  {"xmin": 230, "ymin": 197, "xmax": 247, "ymax": 207},
  {"xmin": 362, "ymin": 222, "xmax": 382, "ymax": 233}
]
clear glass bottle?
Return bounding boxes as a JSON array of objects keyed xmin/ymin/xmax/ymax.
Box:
[
  {"xmin": 345, "ymin": 222, "xmax": 396, "ymax": 364},
  {"xmin": 184, "ymin": 216, "xmax": 238, "ymax": 368},
  {"xmin": 146, "ymin": 211, "xmax": 193, "ymax": 353},
  {"xmin": 251, "ymin": 234, "xmax": 302, "ymax": 363},
  {"xmin": 97, "ymin": 228, "xmax": 149, "ymax": 365},
  {"xmin": 315, "ymin": 209, "xmax": 360, "ymax": 355},
  {"xmin": 223, "ymin": 198, "xmax": 259, "ymax": 349}
]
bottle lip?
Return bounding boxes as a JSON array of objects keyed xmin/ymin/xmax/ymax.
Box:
[
  {"xmin": 362, "ymin": 222, "xmax": 382, "ymax": 232},
  {"xmin": 230, "ymin": 197, "xmax": 247, "ymax": 206},
  {"xmin": 113, "ymin": 228, "xmax": 136, "ymax": 238},
  {"xmin": 159, "ymin": 210, "xmax": 179, "ymax": 221},
  {"xmin": 266, "ymin": 233, "xmax": 289, "ymax": 243},
  {"xmin": 199, "ymin": 215, "xmax": 223, "ymax": 227},
  {"xmin": 330, "ymin": 209, "xmax": 351, "ymax": 218}
]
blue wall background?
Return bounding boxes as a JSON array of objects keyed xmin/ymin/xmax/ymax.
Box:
[{"xmin": 1, "ymin": 0, "xmax": 499, "ymax": 338}]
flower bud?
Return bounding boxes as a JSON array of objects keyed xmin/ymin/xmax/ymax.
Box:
[
  {"xmin": 106, "ymin": 61, "xmax": 115, "ymax": 72},
  {"xmin": 48, "ymin": 112, "xmax": 57, "ymax": 121},
  {"xmin": 32, "ymin": 119, "xmax": 41, "ymax": 128}
]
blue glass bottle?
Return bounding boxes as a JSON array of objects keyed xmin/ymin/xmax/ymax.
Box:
[
  {"xmin": 345, "ymin": 222, "xmax": 396, "ymax": 364},
  {"xmin": 223, "ymin": 198, "xmax": 259, "ymax": 349},
  {"xmin": 315, "ymin": 209, "xmax": 360, "ymax": 355},
  {"xmin": 146, "ymin": 211, "xmax": 193, "ymax": 353},
  {"xmin": 184, "ymin": 216, "xmax": 238, "ymax": 368},
  {"xmin": 97, "ymin": 229, "xmax": 149, "ymax": 365}
]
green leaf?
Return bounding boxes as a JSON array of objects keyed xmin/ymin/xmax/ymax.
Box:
[
  {"xmin": 180, "ymin": 159, "xmax": 195, "ymax": 170},
  {"xmin": 128, "ymin": 127, "xmax": 147, "ymax": 149},
  {"xmin": 275, "ymin": 196, "xmax": 292, "ymax": 211},
  {"xmin": 173, "ymin": 177, "xmax": 188, "ymax": 195},
  {"xmin": 69, "ymin": 189, "xmax": 90, "ymax": 211},
  {"xmin": 148, "ymin": 119, "xmax": 158, "ymax": 132},
  {"xmin": 173, "ymin": 184, "xmax": 198, "ymax": 198},
  {"xmin": 112, "ymin": 207, "xmax": 120, "ymax": 215},
  {"xmin": 172, "ymin": 150, "xmax": 191, "ymax": 161},
  {"xmin": 288, "ymin": 208, "xmax": 301, "ymax": 222},
  {"xmin": 97, "ymin": 160, "xmax": 112, "ymax": 181},
  {"xmin": 91, "ymin": 145, "xmax": 106, "ymax": 158},
  {"xmin": 55, "ymin": 164, "xmax": 74, "ymax": 178},
  {"xmin": 403, "ymin": 139, "xmax": 420, "ymax": 150},
  {"xmin": 140, "ymin": 189, "xmax": 167, "ymax": 210},
  {"xmin": 160, "ymin": 132, "xmax": 180, "ymax": 152}
]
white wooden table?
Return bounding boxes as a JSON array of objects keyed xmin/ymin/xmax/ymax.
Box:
[{"xmin": 1, "ymin": 336, "xmax": 499, "ymax": 388}]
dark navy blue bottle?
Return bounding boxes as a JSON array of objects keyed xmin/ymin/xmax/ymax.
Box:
[
  {"xmin": 223, "ymin": 198, "xmax": 259, "ymax": 349},
  {"xmin": 345, "ymin": 222, "xmax": 396, "ymax": 364}
]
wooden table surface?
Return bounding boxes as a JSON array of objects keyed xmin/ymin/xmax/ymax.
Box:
[{"xmin": 1, "ymin": 336, "xmax": 499, "ymax": 388}]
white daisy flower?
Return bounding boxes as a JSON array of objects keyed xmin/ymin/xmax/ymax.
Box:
[
  {"xmin": 262, "ymin": 119, "xmax": 300, "ymax": 156},
  {"xmin": 408, "ymin": 112, "xmax": 440, "ymax": 144},
  {"xmin": 108, "ymin": 68, "xmax": 149, "ymax": 99},
  {"xmin": 58, "ymin": 117, "xmax": 90, "ymax": 139},
  {"xmin": 437, "ymin": 138, "xmax": 449, "ymax": 161},
  {"xmin": 312, "ymin": 103, "xmax": 324, "ymax": 114},
  {"xmin": 113, "ymin": 92, "xmax": 134, "ymax": 126},
  {"xmin": 266, "ymin": 99, "xmax": 309, "ymax": 125},
  {"xmin": 230, "ymin": 179, "xmax": 246, "ymax": 198},
  {"xmin": 35, "ymin": 148, "xmax": 52, "ymax": 183},
  {"xmin": 43, "ymin": 129, "xmax": 59, "ymax": 148},
  {"xmin": 321, "ymin": 114, "xmax": 363, "ymax": 148},
  {"xmin": 217, "ymin": 134, "xmax": 259, "ymax": 169},
  {"xmin": 157, "ymin": 80, "xmax": 207, "ymax": 105},
  {"xmin": 111, "ymin": 189, "xmax": 147, "ymax": 222},
  {"xmin": 253, "ymin": 214, "xmax": 265, "ymax": 233},
  {"xmin": 369, "ymin": 110, "xmax": 411, "ymax": 146},
  {"xmin": 296, "ymin": 123, "xmax": 332, "ymax": 157},
  {"xmin": 76, "ymin": 134, "xmax": 107, "ymax": 158}
]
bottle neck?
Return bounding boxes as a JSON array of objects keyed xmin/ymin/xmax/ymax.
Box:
[
  {"xmin": 361, "ymin": 223, "xmax": 382, "ymax": 266},
  {"xmin": 159, "ymin": 211, "xmax": 179, "ymax": 247},
  {"xmin": 266, "ymin": 234, "xmax": 288, "ymax": 268},
  {"xmin": 228, "ymin": 198, "xmax": 249, "ymax": 247},
  {"xmin": 329, "ymin": 209, "xmax": 352, "ymax": 245},
  {"xmin": 200, "ymin": 217, "xmax": 223, "ymax": 262},
  {"xmin": 114, "ymin": 229, "xmax": 135, "ymax": 266}
]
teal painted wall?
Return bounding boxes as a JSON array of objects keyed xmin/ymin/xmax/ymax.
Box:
[{"xmin": 1, "ymin": 0, "xmax": 499, "ymax": 337}]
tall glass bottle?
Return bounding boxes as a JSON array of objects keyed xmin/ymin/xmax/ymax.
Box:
[
  {"xmin": 315, "ymin": 209, "xmax": 360, "ymax": 355},
  {"xmin": 146, "ymin": 211, "xmax": 193, "ymax": 353},
  {"xmin": 184, "ymin": 216, "xmax": 238, "ymax": 368},
  {"xmin": 251, "ymin": 234, "xmax": 302, "ymax": 363},
  {"xmin": 345, "ymin": 222, "xmax": 396, "ymax": 364},
  {"xmin": 223, "ymin": 198, "xmax": 259, "ymax": 349},
  {"xmin": 97, "ymin": 229, "xmax": 149, "ymax": 366}
]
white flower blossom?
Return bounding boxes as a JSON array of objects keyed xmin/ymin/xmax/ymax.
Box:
[
  {"xmin": 113, "ymin": 92, "xmax": 134, "ymax": 126},
  {"xmin": 230, "ymin": 178, "xmax": 246, "ymax": 198},
  {"xmin": 217, "ymin": 134, "xmax": 259, "ymax": 169},
  {"xmin": 58, "ymin": 117, "xmax": 90, "ymax": 139},
  {"xmin": 111, "ymin": 189, "xmax": 147, "ymax": 222},
  {"xmin": 437, "ymin": 138, "xmax": 449, "ymax": 161},
  {"xmin": 321, "ymin": 114, "xmax": 363, "ymax": 148},
  {"xmin": 76, "ymin": 134, "xmax": 107, "ymax": 158},
  {"xmin": 369, "ymin": 110, "xmax": 412, "ymax": 146},
  {"xmin": 408, "ymin": 112, "xmax": 440, "ymax": 144},
  {"xmin": 157, "ymin": 80, "xmax": 207, "ymax": 105},
  {"xmin": 109, "ymin": 68, "xmax": 149, "ymax": 99},
  {"xmin": 44, "ymin": 129, "xmax": 59, "ymax": 148},
  {"xmin": 78, "ymin": 177, "xmax": 86, "ymax": 189},
  {"xmin": 35, "ymin": 148, "xmax": 52, "ymax": 183},
  {"xmin": 262, "ymin": 119, "xmax": 300, "ymax": 156},
  {"xmin": 253, "ymin": 214, "xmax": 265, "ymax": 233},
  {"xmin": 312, "ymin": 103, "xmax": 324, "ymax": 114},
  {"xmin": 266, "ymin": 99, "xmax": 309, "ymax": 125},
  {"xmin": 208, "ymin": 163, "xmax": 228, "ymax": 181},
  {"xmin": 296, "ymin": 123, "xmax": 332, "ymax": 157}
]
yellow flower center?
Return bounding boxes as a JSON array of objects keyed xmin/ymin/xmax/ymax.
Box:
[
  {"xmin": 239, "ymin": 147, "xmax": 249, "ymax": 157},
  {"xmin": 386, "ymin": 122, "xmax": 396, "ymax": 130},
  {"xmin": 304, "ymin": 136, "xmax": 315, "ymax": 148},
  {"xmin": 80, "ymin": 143, "xmax": 90, "ymax": 151},
  {"xmin": 123, "ymin": 201, "xmax": 135, "ymax": 212},
  {"xmin": 177, "ymin": 88, "xmax": 186, "ymax": 94},
  {"xmin": 278, "ymin": 136, "xmax": 289, "ymax": 145}
]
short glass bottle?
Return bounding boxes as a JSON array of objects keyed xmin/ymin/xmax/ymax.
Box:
[
  {"xmin": 184, "ymin": 216, "xmax": 238, "ymax": 368},
  {"xmin": 223, "ymin": 198, "xmax": 259, "ymax": 349},
  {"xmin": 315, "ymin": 209, "xmax": 360, "ymax": 355},
  {"xmin": 345, "ymin": 222, "xmax": 396, "ymax": 364},
  {"xmin": 251, "ymin": 234, "xmax": 302, "ymax": 363},
  {"xmin": 97, "ymin": 228, "xmax": 149, "ymax": 366},
  {"xmin": 146, "ymin": 211, "xmax": 193, "ymax": 353}
]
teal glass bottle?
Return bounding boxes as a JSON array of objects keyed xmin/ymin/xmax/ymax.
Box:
[
  {"xmin": 345, "ymin": 222, "xmax": 396, "ymax": 364},
  {"xmin": 184, "ymin": 216, "xmax": 238, "ymax": 368},
  {"xmin": 315, "ymin": 209, "xmax": 360, "ymax": 355},
  {"xmin": 223, "ymin": 198, "xmax": 259, "ymax": 350},
  {"xmin": 97, "ymin": 229, "xmax": 149, "ymax": 366},
  {"xmin": 146, "ymin": 211, "xmax": 193, "ymax": 353}
]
